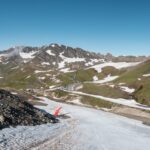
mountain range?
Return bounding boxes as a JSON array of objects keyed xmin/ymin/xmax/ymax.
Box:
[{"xmin": 0, "ymin": 43, "xmax": 150, "ymax": 108}]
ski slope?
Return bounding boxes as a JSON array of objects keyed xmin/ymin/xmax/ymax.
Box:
[
  {"xmin": 0, "ymin": 97, "xmax": 150, "ymax": 150},
  {"xmin": 34, "ymin": 98, "xmax": 150, "ymax": 150}
]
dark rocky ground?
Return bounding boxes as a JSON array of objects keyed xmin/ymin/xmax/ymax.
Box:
[{"xmin": 0, "ymin": 89, "xmax": 58, "ymax": 129}]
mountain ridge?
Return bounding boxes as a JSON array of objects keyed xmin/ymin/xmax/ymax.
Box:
[{"xmin": 0, "ymin": 43, "xmax": 149, "ymax": 63}]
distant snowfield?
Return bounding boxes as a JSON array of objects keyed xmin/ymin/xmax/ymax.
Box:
[
  {"xmin": 1, "ymin": 97, "xmax": 150, "ymax": 150},
  {"xmin": 58, "ymin": 52, "xmax": 86, "ymax": 68},
  {"xmin": 60, "ymin": 68, "xmax": 75, "ymax": 73},
  {"xmin": 120, "ymin": 86, "xmax": 135, "ymax": 93},
  {"xmin": 143, "ymin": 73, "xmax": 150, "ymax": 77},
  {"xmin": 41, "ymin": 62, "xmax": 50, "ymax": 65},
  {"xmin": 46, "ymin": 50, "xmax": 56, "ymax": 56},
  {"xmin": 90, "ymin": 62, "xmax": 140, "ymax": 73},
  {"xmin": 93, "ymin": 75, "xmax": 98, "ymax": 81},
  {"xmin": 85, "ymin": 58, "xmax": 105, "ymax": 66},
  {"xmin": 38, "ymin": 76, "xmax": 46, "ymax": 80},
  {"xmin": 34, "ymin": 70, "xmax": 51, "ymax": 73},
  {"xmin": 11, "ymin": 66, "xmax": 19, "ymax": 70},
  {"xmin": 19, "ymin": 51, "xmax": 37, "ymax": 59}
]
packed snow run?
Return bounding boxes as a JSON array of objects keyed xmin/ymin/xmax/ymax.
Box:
[{"xmin": 1, "ymin": 97, "xmax": 150, "ymax": 150}]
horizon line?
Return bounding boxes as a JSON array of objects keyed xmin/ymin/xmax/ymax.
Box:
[{"xmin": 0, "ymin": 43, "xmax": 149, "ymax": 57}]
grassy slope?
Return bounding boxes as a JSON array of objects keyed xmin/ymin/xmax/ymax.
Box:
[
  {"xmin": 99, "ymin": 66, "xmax": 126, "ymax": 77},
  {"xmin": 0, "ymin": 63, "xmax": 55, "ymax": 89},
  {"xmin": 51, "ymin": 89, "xmax": 69, "ymax": 98},
  {"xmin": 80, "ymin": 95, "xmax": 114, "ymax": 109},
  {"xmin": 57, "ymin": 68, "xmax": 98, "ymax": 86},
  {"xmin": 80, "ymin": 83, "xmax": 130, "ymax": 99},
  {"xmin": 47, "ymin": 89, "xmax": 114, "ymax": 109},
  {"xmin": 1, "ymin": 69, "xmax": 41, "ymax": 89},
  {"xmin": 115, "ymin": 60, "xmax": 150, "ymax": 84},
  {"xmin": 1, "ymin": 60, "xmax": 149, "ymax": 106},
  {"xmin": 114, "ymin": 60, "xmax": 150, "ymax": 106},
  {"xmin": 58, "ymin": 67, "xmax": 126, "ymax": 86}
]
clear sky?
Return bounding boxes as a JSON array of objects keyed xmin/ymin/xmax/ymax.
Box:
[{"xmin": 0, "ymin": 0, "xmax": 150, "ymax": 56}]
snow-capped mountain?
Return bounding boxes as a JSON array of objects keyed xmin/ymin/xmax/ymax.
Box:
[
  {"xmin": 0, "ymin": 44, "xmax": 106, "ymax": 69},
  {"xmin": 0, "ymin": 43, "xmax": 149, "ymax": 69}
]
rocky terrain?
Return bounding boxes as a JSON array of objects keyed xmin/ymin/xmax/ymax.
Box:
[{"xmin": 0, "ymin": 89, "xmax": 58, "ymax": 129}]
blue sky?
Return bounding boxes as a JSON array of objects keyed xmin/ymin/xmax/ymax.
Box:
[{"xmin": 0, "ymin": 0, "xmax": 150, "ymax": 55}]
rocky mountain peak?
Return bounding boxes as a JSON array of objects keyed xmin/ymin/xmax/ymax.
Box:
[{"xmin": 0, "ymin": 43, "xmax": 149, "ymax": 68}]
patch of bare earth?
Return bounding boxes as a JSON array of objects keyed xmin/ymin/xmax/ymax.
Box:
[{"xmin": 110, "ymin": 106, "xmax": 150, "ymax": 125}]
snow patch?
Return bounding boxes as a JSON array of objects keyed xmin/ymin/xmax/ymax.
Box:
[
  {"xmin": 2, "ymin": 61, "xmax": 9, "ymax": 65},
  {"xmin": 41, "ymin": 62, "xmax": 50, "ymax": 65},
  {"xmin": 11, "ymin": 66, "xmax": 19, "ymax": 70},
  {"xmin": 51, "ymin": 76, "xmax": 61, "ymax": 83},
  {"xmin": 60, "ymin": 68, "xmax": 75, "ymax": 73},
  {"xmin": 51, "ymin": 44, "xmax": 55, "ymax": 47},
  {"xmin": 90, "ymin": 62, "xmax": 140, "ymax": 73},
  {"xmin": 109, "ymin": 84, "xmax": 115, "ymax": 88},
  {"xmin": 68, "ymin": 99, "xmax": 83, "ymax": 105},
  {"xmin": 34, "ymin": 70, "xmax": 51, "ymax": 73},
  {"xmin": 26, "ymin": 75, "xmax": 31, "ymax": 79},
  {"xmin": 93, "ymin": 76, "xmax": 98, "ymax": 81},
  {"xmin": 11, "ymin": 92, "xmax": 17, "ymax": 95},
  {"xmin": 143, "ymin": 73, "xmax": 150, "ymax": 77},
  {"xmin": 85, "ymin": 59, "xmax": 105, "ymax": 66},
  {"xmin": 60, "ymin": 68, "xmax": 70, "ymax": 72},
  {"xmin": 38, "ymin": 77, "xmax": 46, "ymax": 80},
  {"xmin": 89, "ymin": 74, "xmax": 118, "ymax": 84},
  {"xmin": 120, "ymin": 86, "xmax": 135, "ymax": 93},
  {"xmin": 49, "ymin": 85, "xmax": 57, "ymax": 89},
  {"xmin": 58, "ymin": 52, "xmax": 86, "ymax": 69},
  {"xmin": 46, "ymin": 50, "xmax": 55, "ymax": 56},
  {"xmin": 19, "ymin": 51, "xmax": 37, "ymax": 59},
  {"xmin": 52, "ymin": 62, "xmax": 56, "ymax": 65},
  {"xmin": 118, "ymin": 83, "xmax": 125, "ymax": 85},
  {"xmin": 46, "ymin": 74, "xmax": 51, "ymax": 76}
]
